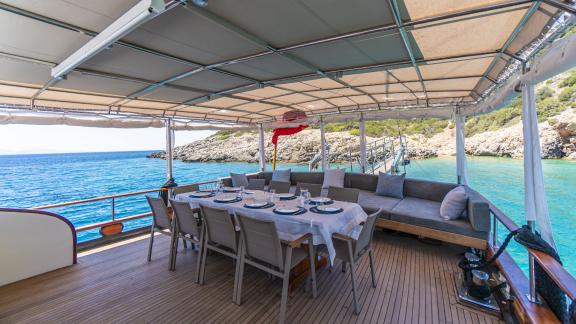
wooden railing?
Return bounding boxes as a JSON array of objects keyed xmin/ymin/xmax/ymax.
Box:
[
  {"xmin": 31, "ymin": 180, "xmax": 219, "ymax": 233},
  {"xmin": 488, "ymin": 202, "xmax": 576, "ymax": 323}
]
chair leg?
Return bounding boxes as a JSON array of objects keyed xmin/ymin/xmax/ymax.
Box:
[
  {"xmin": 170, "ymin": 235, "xmax": 179, "ymax": 271},
  {"xmin": 194, "ymin": 228, "xmax": 205, "ymax": 284},
  {"xmin": 279, "ymin": 248, "xmax": 293, "ymax": 324},
  {"xmin": 147, "ymin": 226, "xmax": 155, "ymax": 262},
  {"xmin": 182, "ymin": 238, "xmax": 188, "ymax": 249},
  {"xmin": 368, "ymin": 249, "xmax": 377, "ymax": 288},
  {"xmin": 341, "ymin": 261, "xmax": 347, "ymax": 273},
  {"xmin": 199, "ymin": 236, "xmax": 209, "ymax": 285},
  {"xmin": 234, "ymin": 246, "xmax": 245, "ymax": 305},
  {"xmin": 308, "ymin": 242, "xmax": 317, "ymax": 298},
  {"xmin": 347, "ymin": 242, "xmax": 360, "ymax": 315}
]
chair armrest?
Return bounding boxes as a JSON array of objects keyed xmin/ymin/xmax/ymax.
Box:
[
  {"xmin": 332, "ymin": 233, "xmax": 354, "ymax": 242},
  {"xmin": 284, "ymin": 233, "xmax": 313, "ymax": 248}
]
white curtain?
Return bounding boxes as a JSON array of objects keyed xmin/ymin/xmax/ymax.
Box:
[
  {"xmin": 359, "ymin": 116, "xmax": 367, "ymax": 173},
  {"xmin": 521, "ymin": 82, "xmax": 556, "ymax": 249},
  {"xmin": 258, "ymin": 124, "xmax": 266, "ymax": 172},
  {"xmin": 320, "ymin": 118, "xmax": 328, "ymax": 170},
  {"xmin": 455, "ymin": 112, "xmax": 469, "ymax": 186}
]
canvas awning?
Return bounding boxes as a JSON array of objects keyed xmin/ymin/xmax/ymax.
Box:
[{"xmin": 0, "ymin": 0, "xmax": 573, "ymax": 128}]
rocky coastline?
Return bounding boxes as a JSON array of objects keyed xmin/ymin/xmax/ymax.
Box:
[{"xmin": 148, "ymin": 108, "xmax": 576, "ymax": 163}]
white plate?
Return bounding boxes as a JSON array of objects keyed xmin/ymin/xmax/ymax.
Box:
[
  {"xmin": 244, "ymin": 190, "xmax": 255, "ymax": 194},
  {"xmin": 277, "ymin": 193, "xmax": 295, "ymax": 198},
  {"xmin": 223, "ymin": 187, "xmax": 241, "ymax": 192},
  {"xmin": 245, "ymin": 201, "xmax": 268, "ymax": 208},
  {"xmin": 317, "ymin": 206, "xmax": 342, "ymax": 213},
  {"xmin": 310, "ymin": 197, "xmax": 331, "ymax": 203},
  {"xmin": 216, "ymin": 195, "xmax": 237, "ymax": 202},
  {"xmin": 190, "ymin": 191, "xmax": 212, "ymax": 197},
  {"xmin": 275, "ymin": 207, "xmax": 300, "ymax": 213}
]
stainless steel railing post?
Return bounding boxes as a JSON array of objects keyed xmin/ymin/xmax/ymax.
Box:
[
  {"xmin": 111, "ymin": 197, "xmax": 115, "ymax": 222},
  {"xmin": 492, "ymin": 213, "xmax": 498, "ymax": 247},
  {"xmin": 527, "ymin": 220, "xmax": 540, "ymax": 304}
]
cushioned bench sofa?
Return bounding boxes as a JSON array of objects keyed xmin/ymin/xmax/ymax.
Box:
[{"xmin": 220, "ymin": 171, "xmax": 491, "ymax": 250}]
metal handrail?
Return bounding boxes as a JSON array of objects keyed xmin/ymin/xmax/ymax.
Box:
[
  {"xmin": 31, "ymin": 180, "xmax": 220, "ymax": 233},
  {"xmin": 488, "ymin": 202, "xmax": 576, "ymax": 305}
]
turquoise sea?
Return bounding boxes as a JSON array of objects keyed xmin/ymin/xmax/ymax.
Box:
[{"xmin": 0, "ymin": 151, "xmax": 574, "ymax": 276}]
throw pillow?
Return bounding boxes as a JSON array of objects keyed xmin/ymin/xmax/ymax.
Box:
[
  {"xmin": 272, "ymin": 168, "xmax": 291, "ymax": 183},
  {"xmin": 375, "ymin": 172, "xmax": 405, "ymax": 199},
  {"xmin": 322, "ymin": 168, "xmax": 345, "ymax": 189},
  {"xmin": 440, "ymin": 186, "xmax": 468, "ymax": 220}
]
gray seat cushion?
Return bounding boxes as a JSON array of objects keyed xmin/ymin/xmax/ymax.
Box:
[
  {"xmin": 358, "ymin": 190, "xmax": 400, "ymax": 218},
  {"xmin": 390, "ymin": 197, "xmax": 485, "ymax": 239}
]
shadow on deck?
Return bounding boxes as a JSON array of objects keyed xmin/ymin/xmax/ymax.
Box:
[{"xmin": 0, "ymin": 231, "xmax": 502, "ymax": 323}]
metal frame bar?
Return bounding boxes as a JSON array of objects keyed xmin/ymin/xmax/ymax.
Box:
[
  {"xmin": 388, "ymin": 0, "xmax": 429, "ymax": 105},
  {"xmin": 475, "ymin": 1, "xmax": 543, "ymax": 98},
  {"xmin": 541, "ymin": 0, "xmax": 576, "ymax": 15}
]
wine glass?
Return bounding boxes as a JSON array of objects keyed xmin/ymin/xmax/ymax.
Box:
[
  {"xmin": 269, "ymin": 189, "xmax": 276, "ymax": 203},
  {"xmin": 299, "ymin": 188, "xmax": 309, "ymax": 206}
]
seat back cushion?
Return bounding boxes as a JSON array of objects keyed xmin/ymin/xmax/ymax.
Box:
[
  {"xmin": 290, "ymin": 172, "xmax": 323, "ymax": 186},
  {"xmin": 345, "ymin": 173, "xmax": 378, "ymax": 191},
  {"xmin": 376, "ymin": 172, "xmax": 405, "ymax": 199},
  {"xmin": 230, "ymin": 173, "xmax": 249, "ymax": 187},
  {"xmin": 466, "ymin": 188, "xmax": 491, "ymax": 232},
  {"xmin": 403, "ymin": 179, "xmax": 458, "ymax": 202},
  {"xmin": 440, "ymin": 186, "xmax": 468, "ymax": 220}
]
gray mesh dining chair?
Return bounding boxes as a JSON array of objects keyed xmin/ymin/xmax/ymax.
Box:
[
  {"xmin": 295, "ymin": 182, "xmax": 322, "ymax": 197},
  {"xmin": 169, "ymin": 199, "xmax": 204, "ymax": 282},
  {"xmin": 235, "ymin": 213, "xmax": 317, "ymax": 324},
  {"xmin": 146, "ymin": 196, "xmax": 175, "ymax": 262},
  {"xmin": 327, "ymin": 186, "xmax": 360, "ymax": 203},
  {"xmin": 268, "ymin": 180, "xmax": 291, "ymax": 193},
  {"xmin": 246, "ymin": 178, "xmax": 266, "ymax": 190},
  {"xmin": 198, "ymin": 204, "xmax": 242, "ymax": 302},
  {"xmin": 331, "ymin": 208, "xmax": 382, "ymax": 314}
]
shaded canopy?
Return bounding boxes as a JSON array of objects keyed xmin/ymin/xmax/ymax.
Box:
[{"xmin": 0, "ymin": 0, "xmax": 571, "ymax": 128}]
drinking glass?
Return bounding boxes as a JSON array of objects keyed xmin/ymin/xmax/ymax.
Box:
[
  {"xmin": 303, "ymin": 190, "xmax": 311, "ymax": 205},
  {"xmin": 238, "ymin": 186, "xmax": 245, "ymax": 199},
  {"xmin": 299, "ymin": 188, "xmax": 308, "ymax": 206},
  {"xmin": 269, "ymin": 189, "xmax": 276, "ymax": 203}
]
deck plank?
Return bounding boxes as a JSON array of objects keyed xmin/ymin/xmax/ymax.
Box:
[{"xmin": 0, "ymin": 231, "xmax": 503, "ymax": 324}]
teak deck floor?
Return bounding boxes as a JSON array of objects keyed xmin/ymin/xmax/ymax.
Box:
[{"xmin": 0, "ymin": 231, "xmax": 502, "ymax": 323}]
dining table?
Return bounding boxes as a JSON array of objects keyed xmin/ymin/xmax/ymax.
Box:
[{"xmin": 175, "ymin": 189, "xmax": 368, "ymax": 265}]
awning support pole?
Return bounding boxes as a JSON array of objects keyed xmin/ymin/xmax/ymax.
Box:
[
  {"xmin": 320, "ymin": 117, "xmax": 327, "ymax": 171},
  {"xmin": 258, "ymin": 124, "xmax": 266, "ymax": 172},
  {"xmin": 272, "ymin": 143, "xmax": 277, "ymax": 171},
  {"xmin": 455, "ymin": 108, "xmax": 468, "ymax": 185},
  {"xmin": 359, "ymin": 114, "xmax": 367, "ymax": 173},
  {"xmin": 165, "ymin": 118, "xmax": 173, "ymax": 181}
]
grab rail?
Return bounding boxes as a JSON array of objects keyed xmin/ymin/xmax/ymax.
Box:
[
  {"xmin": 31, "ymin": 180, "xmax": 219, "ymax": 233},
  {"xmin": 488, "ymin": 201, "xmax": 576, "ymax": 321}
]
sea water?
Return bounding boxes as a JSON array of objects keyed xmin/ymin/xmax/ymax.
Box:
[{"xmin": 0, "ymin": 152, "xmax": 574, "ymax": 276}]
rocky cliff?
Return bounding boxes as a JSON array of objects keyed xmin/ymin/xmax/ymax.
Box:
[
  {"xmin": 149, "ymin": 107, "xmax": 576, "ymax": 163},
  {"xmin": 406, "ymin": 107, "xmax": 576, "ymax": 159},
  {"xmin": 149, "ymin": 130, "xmax": 372, "ymax": 163}
]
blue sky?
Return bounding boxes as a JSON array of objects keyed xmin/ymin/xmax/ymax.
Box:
[{"xmin": 0, "ymin": 124, "xmax": 214, "ymax": 154}]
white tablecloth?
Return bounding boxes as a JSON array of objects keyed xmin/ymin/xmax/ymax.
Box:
[{"xmin": 175, "ymin": 191, "xmax": 367, "ymax": 264}]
